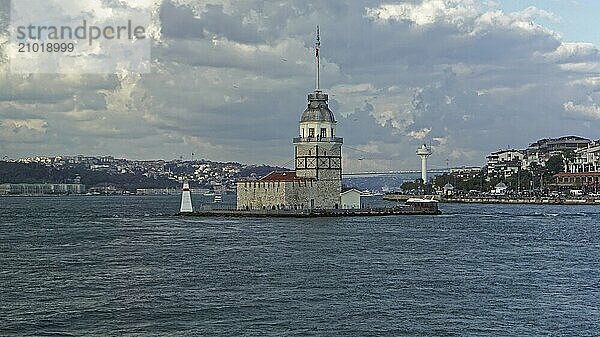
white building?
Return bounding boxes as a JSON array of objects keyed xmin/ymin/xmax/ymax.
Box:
[
  {"xmin": 340, "ymin": 188, "xmax": 361, "ymax": 209},
  {"xmin": 486, "ymin": 149, "xmax": 525, "ymax": 178},
  {"xmin": 567, "ymin": 140, "xmax": 600, "ymax": 173},
  {"xmin": 492, "ymin": 182, "xmax": 508, "ymax": 195},
  {"xmin": 525, "ymin": 135, "xmax": 591, "ymax": 168},
  {"xmin": 0, "ymin": 183, "xmax": 85, "ymax": 195},
  {"xmin": 442, "ymin": 183, "xmax": 454, "ymax": 196},
  {"xmin": 449, "ymin": 167, "xmax": 481, "ymax": 180}
]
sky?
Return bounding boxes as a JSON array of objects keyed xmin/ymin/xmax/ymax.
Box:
[{"xmin": 1, "ymin": 0, "xmax": 600, "ymax": 172}]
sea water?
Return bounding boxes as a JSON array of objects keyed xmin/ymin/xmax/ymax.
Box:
[{"xmin": 1, "ymin": 196, "xmax": 599, "ymax": 336}]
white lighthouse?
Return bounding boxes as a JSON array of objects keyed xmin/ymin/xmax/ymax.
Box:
[
  {"xmin": 180, "ymin": 181, "xmax": 193, "ymax": 213},
  {"xmin": 416, "ymin": 144, "xmax": 433, "ymax": 183}
]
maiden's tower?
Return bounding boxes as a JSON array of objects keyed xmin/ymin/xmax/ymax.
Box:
[{"xmin": 237, "ymin": 27, "xmax": 343, "ymax": 210}]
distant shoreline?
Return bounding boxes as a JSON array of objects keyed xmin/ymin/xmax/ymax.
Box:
[
  {"xmin": 3, "ymin": 194, "xmax": 600, "ymax": 206},
  {"xmin": 384, "ymin": 193, "xmax": 600, "ymax": 205},
  {"xmin": 442, "ymin": 198, "xmax": 600, "ymax": 205}
]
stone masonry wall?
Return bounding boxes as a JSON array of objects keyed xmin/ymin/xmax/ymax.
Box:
[{"xmin": 237, "ymin": 178, "xmax": 341, "ymax": 210}]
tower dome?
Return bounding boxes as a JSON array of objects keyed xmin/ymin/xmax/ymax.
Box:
[{"xmin": 300, "ymin": 91, "xmax": 336, "ymax": 123}]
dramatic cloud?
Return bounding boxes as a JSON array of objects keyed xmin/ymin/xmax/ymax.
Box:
[{"xmin": 1, "ymin": 0, "xmax": 600, "ymax": 171}]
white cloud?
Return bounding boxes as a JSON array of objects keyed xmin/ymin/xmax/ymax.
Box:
[
  {"xmin": 539, "ymin": 42, "xmax": 599, "ymax": 63},
  {"xmin": 563, "ymin": 101, "xmax": 600, "ymax": 119},
  {"xmin": 365, "ymin": 1, "xmax": 556, "ymax": 36},
  {"xmin": 366, "ymin": 0, "xmax": 481, "ymax": 27},
  {"xmin": 0, "ymin": 118, "xmax": 48, "ymax": 143},
  {"xmin": 1, "ymin": 118, "xmax": 47, "ymax": 131},
  {"xmin": 332, "ymin": 83, "xmax": 377, "ymax": 95},
  {"xmin": 408, "ymin": 128, "xmax": 431, "ymax": 140}
]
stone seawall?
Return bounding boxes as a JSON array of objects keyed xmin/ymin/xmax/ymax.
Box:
[{"xmin": 179, "ymin": 206, "xmax": 441, "ymax": 218}]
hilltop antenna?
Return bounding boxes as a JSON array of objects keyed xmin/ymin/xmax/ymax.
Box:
[{"xmin": 315, "ymin": 25, "xmax": 320, "ymax": 91}]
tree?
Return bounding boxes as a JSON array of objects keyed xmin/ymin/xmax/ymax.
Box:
[
  {"xmin": 562, "ymin": 150, "xmax": 576, "ymax": 168},
  {"xmin": 546, "ymin": 155, "xmax": 564, "ymax": 175},
  {"xmin": 401, "ymin": 178, "xmax": 424, "ymax": 192}
]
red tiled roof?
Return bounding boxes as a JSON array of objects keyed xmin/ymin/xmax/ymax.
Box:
[{"xmin": 554, "ymin": 172, "xmax": 600, "ymax": 177}]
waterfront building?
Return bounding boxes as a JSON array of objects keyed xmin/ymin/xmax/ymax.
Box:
[
  {"xmin": 527, "ymin": 135, "xmax": 591, "ymax": 155},
  {"xmin": 566, "ymin": 139, "xmax": 600, "ymax": 173},
  {"xmin": 340, "ymin": 188, "xmax": 361, "ymax": 209},
  {"xmin": 0, "ymin": 183, "xmax": 85, "ymax": 195},
  {"xmin": 136, "ymin": 188, "xmax": 180, "ymax": 195},
  {"xmin": 442, "ymin": 183, "xmax": 454, "ymax": 196},
  {"xmin": 485, "ymin": 149, "xmax": 524, "ymax": 178},
  {"xmin": 449, "ymin": 167, "xmax": 481, "ymax": 180},
  {"xmin": 492, "ymin": 182, "xmax": 508, "ymax": 195},
  {"xmin": 552, "ymin": 172, "xmax": 600, "ymax": 192},
  {"xmin": 236, "ymin": 27, "xmax": 343, "ymax": 210},
  {"xmin": 524, "ymin": 135, "xmax": 591, "ymax": 168}
]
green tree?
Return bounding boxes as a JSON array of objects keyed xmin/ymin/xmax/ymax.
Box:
[
  {"xmin": 401, "ymin": 178, "xmax": 424, "ymax": 192},
  {"xmin": 546, "ymin": 155, "xmax": 564, "ymax": 175}
]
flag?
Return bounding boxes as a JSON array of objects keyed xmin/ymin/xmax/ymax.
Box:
[{"xmin": 316, "ymin": 25, "xmax": 320, "ymax": 58}]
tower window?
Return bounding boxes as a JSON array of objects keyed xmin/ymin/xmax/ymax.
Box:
[
  {"xmin": 331, "ymin": 128, "xmax": 334, "ymax": 137},
  {"xmin": 320, "ymin": 128, "xmax": 327, "ymax": 138},
  {"xmin": 309, "ymin": 128, "xmax": 315, "ymax": 138}
]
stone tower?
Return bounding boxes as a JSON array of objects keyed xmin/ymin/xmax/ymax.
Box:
[
  {"xmin": 236, "ymin": 26, "xmax": 343, "ymax": 210},
  {"xmin": 292, "ymin": 26, "xmax": 343, "ymax": 208},
  {"xmin": 293, "ymin": 91, "xmax": 343, "ymax": 181}
]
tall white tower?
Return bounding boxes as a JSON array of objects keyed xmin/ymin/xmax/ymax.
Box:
[
  {"xmin": 180, "ymin": 181, "xmax": 193, "ymax": 213},
  {"xmin": 416, "ymin": 144, "xmax": 433, "ymax": 183}
]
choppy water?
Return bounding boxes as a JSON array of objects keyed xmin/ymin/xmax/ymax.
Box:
[{"xmin": 1, "ymin": 196, "xmax": 599, "ymax": 336}]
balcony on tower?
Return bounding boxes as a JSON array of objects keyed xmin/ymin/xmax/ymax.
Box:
[
  {"xmin": 293, "ymin": 136, "xmax": 343, "ymax": 144},
  {"xmin": 295, "ymin": 90, "xmax": 343, "ymax": 145}
]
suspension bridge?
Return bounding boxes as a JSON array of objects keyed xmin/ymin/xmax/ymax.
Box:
[{"xmin": 342, "ymin": 169, "xmax": 451, "ymax": 177}]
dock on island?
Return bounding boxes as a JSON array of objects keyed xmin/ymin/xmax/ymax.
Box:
[{"xmin": 179, "ymin": 198, "xmax": 441, "ymax": 218}]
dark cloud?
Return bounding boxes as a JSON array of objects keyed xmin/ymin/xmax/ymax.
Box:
[
  {"xmin": 2, "ymin": 0, "xmax": 600, "ymax": 169},
  {"xmin": 159, "ymin": 1, "xmax": 206, "ymax": 39}
]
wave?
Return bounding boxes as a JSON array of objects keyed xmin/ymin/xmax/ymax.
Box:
[{"xmin": 442, "ymin": 211, "xmax": 593, "ymax": 218}]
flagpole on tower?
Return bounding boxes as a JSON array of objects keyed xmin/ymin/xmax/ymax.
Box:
[{"xmin": 315, "ymin": 25, "xmax": 320, "ymax": 92}]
